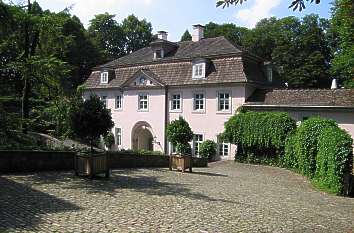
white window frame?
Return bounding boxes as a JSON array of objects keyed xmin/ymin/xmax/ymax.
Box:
[
  {"xmin": 217, "ymin": 91, "xmax": 231, "ymax": 112},
  {"xmin": 115, "ymin": 128, "xmax": 122, "ymax": 146},
  {"xmin": 193, "ymin": 92, "xmax": 205, "ymax": 112},
  {"xmin": 101, "ymin": 95, "xmax": 107, "ymax": 108},
  {"xmin": 169, "ymin": 142, "xmax": 177, "ymax": 155},
  {"xmin": 138, "ymin": 93, "xmax": 149, "ymax": 111},
  {"xmin": 170, "ymin": 93, "xmax": 182, "ymax": 112},
  {"xmin": 154, "ymin": 49, "xmax": 164, "ymax": 59},
  {"xmin": 192, "ymin": 63, "xmax": 206, "ymax": 79},
  {"xmin": 193, "ymin": 134, "xmax": 204, "ymax": 157},
  {"xmin": 218, "ymin": 142, "xmax": 230, "ymax": 157},
  {"xmin": 100, "ymin": 72, "xmax": 109, "ymax": 84},
  {"xmin": 115, "ymin": 94, "xmax": 123, "ymax": 110}
]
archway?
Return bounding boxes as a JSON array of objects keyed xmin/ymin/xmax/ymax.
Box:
[{"xmin": 131, "ymin": 121, "xmax": 154, "ymax": 151}]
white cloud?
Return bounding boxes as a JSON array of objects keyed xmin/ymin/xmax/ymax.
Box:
[{"xmin": 234, "ymin": 0, "xmax": 282, "ymax": 28}]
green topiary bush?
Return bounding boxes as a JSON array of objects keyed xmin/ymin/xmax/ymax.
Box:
[
  {"xmin": 294, "ymin": 117, "xmax": 337, "ymax": 177},
  {"xmin": 313, "ymin": 126, "xmax": 353, "ymax": 194},
  {"xmin": 166, "ymin": 117, "xmax": 193, "ymax": 155},
  {"xmin": 199, "ymin": 140, "xmax": 217, "ymax": 160},
  {"xmin": 281, "ymin": 131, "xmax": 298, "ymax": 169},
  {"xmin": 223, "ymin": 111, "xmax": 296, "ymax": 164}
]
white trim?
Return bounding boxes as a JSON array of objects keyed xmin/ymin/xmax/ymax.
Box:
[
  {"xmin": 169, "ymin": 92, "xmax": 183, "ymax": 113},
  {"xmin": 193, "ymin": 133, "xmax": 204, "ymax": 157},
  {"xmin": 115, "ymin": 94, "xmax": 123, "ymax": 111},
  {"xmin": 115, "ymin": 127, "xmax": 122, "ymax": 147},
  {"xmin": 100, "ymin": 72, "xmax": 109, "ymax": 84},
  {"xmin": 192, "ymin": 62, "xmax": 206, "ymax": 79},
  {"xmin": 216, "ymin": 90, "xmax": 232, "ymax": 113},
  {"xmin": 137, "ymin": 92, "xmax": 149, "ymax": 111},
  {"xmin": 192, "ymin": 91, "xmax": 206, "ymax": 113}
]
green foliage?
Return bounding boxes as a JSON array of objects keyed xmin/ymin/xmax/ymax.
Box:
[
  {"xmin": 313, "ymin": 127, "xmax": 353, "ymax": 194},
  {"xmin": 69, "ymin": 95, "xmax": 114, "ymax": 152},
  {"xmin": 204, "ymin": 22, "xmax": 249, "ymax": 46},
  {"xmin": 216, "ymin": 0, "xmax": 320, "ymax": 11},
  {"xmin": 88, "ymin": 13, "xmax": 125, "ymax": 60},
  {"xmin": 281, "ymin": 131, "xmax": 298, "ymax": 168},
  {"xmin": 224, "ymin": 111, "xmax": 296, "ymax": 165},
  {"xmin": 122, "ymin": 14, "xmax": 153, "ymax": 54},
  {"xmin": 294, "ymin": 117, "xmax": 337, "ymax": 177},
  {"xmin": 180, "ymin": 30, "xmax": 192, "ymax": 41},
  {"xmin": 166, "ymin": 117, "xmax": 193, "ymax": 155},
  {"xmin": 104, "ymin": 132, "xmax": 115, "ymax": 149},
  {"xmin": 330, "ymin": 0, "xmax": 354, "ymax": 87},
  {"xmin": 199, "ymin": 140, "xmax": 217, "ymax": 160}
]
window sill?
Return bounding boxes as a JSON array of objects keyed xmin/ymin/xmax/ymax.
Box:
[
  {"xmin": 192, "ymin": 110, "xmax": 206, "ymax": 114},
  {"xmin": 170, "ymin": 109, "xmax": 183, "ymax": 113},
  {"xmin": 114, "ymin": 109, "xmax": 123, "ymax": 112},
  {"xmin": 216, "ymin": 110, "xmax": 232, "ymax": 115},
  {"xmin": 137, "ymin": 109, "xmax": 149, "ymax": 112}
]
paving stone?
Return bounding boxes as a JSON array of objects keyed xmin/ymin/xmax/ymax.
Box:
[{"xmin": 0, "ymin": 161, "xmax": 354, "ymax": 232}]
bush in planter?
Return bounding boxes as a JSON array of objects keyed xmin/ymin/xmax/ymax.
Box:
[
  {"xmin": 166, "ymin": 117, "xmax": 193, "ymax": 155},
  {"xmin": 223, "ymin": 111, "xmax": 296, "ymax": 164},
  {"xmin": 200, "ymin": 140, "xmax": 217, "ymax": 160},
  {"xmin": 313, "ymin": 126, "xmax": 353, "ymax": 194},
  {"xmin": 69, "ymin": 95, "xmax": 114, "ymax": 153},
  {"xmin": 294, "ymin": 117, "xmax": 337, "ymax": 177}
]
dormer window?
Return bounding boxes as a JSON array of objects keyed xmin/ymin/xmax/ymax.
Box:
[
  {"xmin": 100, "ymin": 72, "xmax": 109, "ymax": 84},
  {"xmin": 139, "ymin": 76, "xmax": 147, "ymax": 85},
  {"xmin": 154, "ymin": 49, "xmax": 164, "ymax": 59},
  {"xmin": 192, "ymin": 63, "xmax": 206, "ymax": 79}
]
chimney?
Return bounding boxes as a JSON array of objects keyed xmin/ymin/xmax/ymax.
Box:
[
  {"xmin": 331, "ymin": 78, "xmax": 338, "ymax": 89},
  {"xmin": 192, "ymin": 24, "xmax": 204, "ymax": 42},
  {"xmin": 157, "ymin": 31, "xmax": 168, "ymax": 40}
]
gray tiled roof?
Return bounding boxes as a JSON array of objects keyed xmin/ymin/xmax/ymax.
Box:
[
  {"xmin": 84, "ymin": 36, "xmax": 267, "ymax": 89},
  {"xmin": 246, "ymin": 89, "xmax": 354, "ymax": 107}
]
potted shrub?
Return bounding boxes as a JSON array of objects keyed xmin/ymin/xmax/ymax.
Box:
[
  {"xmin": 166, "ymin": 117, "xmax": 193, "ymax": 172},
  {"xmin": 200, "ymin": 140, "xmax": 217, "ymax": 161},
  {"xmin": 70, "ymin": 95, "xmax": 114, "ymax": 178},
  {"xmin": 104, "ymin": 132, "xmax": 115, "ymax": 150}
]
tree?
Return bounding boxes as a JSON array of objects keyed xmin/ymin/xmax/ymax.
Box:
[
  {"xmin": 166, "ymin": 117, "xmax": 193, "ymax": 155},
  {"xmin": 122, "ymin": 15, "xmax": 153, "ymax": 54},
  {"xmin": 216, "ymin": 0, "xmax": 320, "ymax": 11},
  {"xmin": 204, "ymin": 22, "xmax": 249, "ymax": 46},
  {"xmin": 199, "ymin": 140, "xmax": 217, "ymax": 160},
  {"xmin": 0, "ymin": 1, "xmax": 70, "ymax": 133},
  {"xmin": 180, "ymin": 30, "xmax": 192, "ymax": 41},
  {"xmin": 69, "ymin": 95, "xmax": 114, "ymax": 153},
  {"xmin": 330, "ymin": 0, "xmax": 354, "ymax": 88},
  {"xmin": 88, "ymin": 13, "xmax": 125, "ymax": 60}
]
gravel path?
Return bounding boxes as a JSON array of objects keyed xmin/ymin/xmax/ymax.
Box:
[{"xmin": 1, "ymin": 161, "xmax": 353, "ymax": 233}]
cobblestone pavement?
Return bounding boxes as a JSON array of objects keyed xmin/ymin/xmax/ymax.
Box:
[{"xmin": 1, "ymin": 161, "xmax": 354, "ymax": 233}]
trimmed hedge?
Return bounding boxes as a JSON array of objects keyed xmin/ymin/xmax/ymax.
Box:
[
  {"xmin": 313, "ymin": 127, "xmax": 353, "ymax": 194},
  {"xmin": 224, "ymin": 111, "xmax": 296, "ymax": 164},
  {"xmin": 293, "ymin": 117, "xmax": 337, "ymax": 177},
  {"xmin": 199, "ymin": 140, "xmax": 217, "ymax": 160}
]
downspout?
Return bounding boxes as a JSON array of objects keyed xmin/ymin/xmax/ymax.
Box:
[{"xmin": 164, "ymin": 86, "xmax": 169, "ymax": 155}]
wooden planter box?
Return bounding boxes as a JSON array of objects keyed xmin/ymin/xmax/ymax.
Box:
[
  {"xmin": 169, "ymin": 155, "xmax": 192, "ymax": 172},
  {"xmin": 74, "ymin": 152, "xmax": 110, "ymax": 178}
]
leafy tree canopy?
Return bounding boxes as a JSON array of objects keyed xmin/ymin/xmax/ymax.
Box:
[{"xmin": 216, "ymin": 0, "xmax": 320, "ymax": 11}]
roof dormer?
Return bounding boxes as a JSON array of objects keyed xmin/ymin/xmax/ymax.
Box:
[
  {"xmin": 150, "ymin": 31, "xmax": 178, "ymax": 60},
  {"xmin": 192, "ymin": 58, "xmax": 210, "ymax": 80},
  {"xmin": 99, "ymin": 69, "xmax": 114, "ymax": 84}
]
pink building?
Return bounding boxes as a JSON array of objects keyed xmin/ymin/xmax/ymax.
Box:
[{"xmin": 83, "ymin": 25, "xmax": 354, "ymax": 160}]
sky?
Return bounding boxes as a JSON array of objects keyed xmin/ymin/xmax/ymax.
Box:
[{"xmin": 31, "ymin": 0, "xmax": 333, "ymax": 42}]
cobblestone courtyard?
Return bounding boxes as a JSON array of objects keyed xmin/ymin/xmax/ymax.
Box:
[{"xmin": 1, "ymin": 161, "xmax": 353, "ymax": 233}]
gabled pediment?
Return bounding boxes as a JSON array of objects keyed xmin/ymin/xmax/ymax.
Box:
[{"xmin": 122, "ymin": 69, "xmax": 165, "ymax": 88}]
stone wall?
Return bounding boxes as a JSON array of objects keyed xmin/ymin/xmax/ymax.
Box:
[{"xmin": 0, "ymin": 151, "xmax": 208, "ymax": 173}]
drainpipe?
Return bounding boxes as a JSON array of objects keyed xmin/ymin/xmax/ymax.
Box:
[{"xmin": 164, "ymin": 86, "xmax": 169, "ymax": 155}]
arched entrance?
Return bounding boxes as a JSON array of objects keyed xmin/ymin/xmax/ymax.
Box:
[{"xmin": 131, "ymin": 121, "xmax": 154, "ymax": 151}]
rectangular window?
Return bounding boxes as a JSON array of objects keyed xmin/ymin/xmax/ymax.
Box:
[
  {"xmin": 267, "ymin": 67, "xmax": 273, "ymax": 83},
  {"xmin": 218, "ymin": 143, "xmax": 229, "ymax": 157},
  {"xmin": 192, "ymin": 63, "xmax": 205, "ymax": 79},
  {"xmin": 193, "ymin": 93, "xmax": 204, "ymax": 111},
  {"xmin": 115, "ymin": 128, "xmax": 122, "ymax": 146},
  {"xmin": 171, "ymin": 93, "xmax": 181, "ymax": 111},
  {"xmin": 115, "ymin": 95, "xmax": 122, "ymax": 110},
  {"xmin": 138, "ymin": 93, "xmax": 148, "ymax": 110},
  {"xmin": 193, "ymin": 134, "xmax": 203, "ymax": 157},
  {"xmin": 218, "ymin": 92, "xmax": 230, "ymax": 111},
  {"xmin": 100, "ymin": 72, "xmax": 108, "ymax": 84},
  {"xmin": 101, "ymin": 96, "xmax": 107, "ymax": 108}
]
